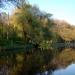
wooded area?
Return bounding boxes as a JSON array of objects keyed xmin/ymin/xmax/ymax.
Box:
[{"xmin": 0, "ymin": 0, "xmax": 75, "ymax": 75}]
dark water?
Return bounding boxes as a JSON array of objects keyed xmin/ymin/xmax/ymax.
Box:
[{"xmin": 36, "ymin": 63, "xmax": 75, "ymax": 75}]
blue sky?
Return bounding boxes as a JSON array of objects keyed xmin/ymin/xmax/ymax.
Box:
[
  {"xmin": 0, "ymin": 2, "xmax": 15, "ymax": 15},
  {"xmin": 1, "ymin": 0, "xmax": 75, "ymax": 25},
  {"xmin": 29, "ymin": 0, "xmax": 75, "ymax": 25}
]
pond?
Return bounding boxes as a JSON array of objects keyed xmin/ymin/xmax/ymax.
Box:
[{"xmin": 36, "ymin": 63, "xmax": 75, "ymax": 75}]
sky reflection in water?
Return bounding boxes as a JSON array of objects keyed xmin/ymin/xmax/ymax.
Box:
[
  {"xmin": 36, "ymin": 63, "xmax": 75, "ymax": 75},
  {"xmin": 52, "ymin": 63, "xmax": 75, "ymax": 75}
]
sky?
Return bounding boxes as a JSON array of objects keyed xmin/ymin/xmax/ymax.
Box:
[
  {"xmin": 0, "ymin": 0, "xmax": 75, "ymax": 25},
  {"xmin": 28, "ymin": 0, "xmax": 75, "ymax": 25},
  {"xmin": 0, "ymin": 2, "xmax": 15, "ymax": 15}
]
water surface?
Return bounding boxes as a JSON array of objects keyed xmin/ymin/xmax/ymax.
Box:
[
  {"xmin": 36, "ymin": 63, "xmax": 75, "ymax": 75},
  {"xmin": 52, "ymin": 63, "xmax": 75, "ymax": 75}
]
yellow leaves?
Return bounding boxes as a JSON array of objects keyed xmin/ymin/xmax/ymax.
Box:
[
  {"xmin": 52, "ymin": 20, "xmax": 75, "ymax": 41},
  {"xmin": 10, "ymin": 8, "xmax": 24, "ymax": 24},
  {"xmin": 58, "ymin": 28, "xmax": 75, "ymax": 41},
  {"xmin": 16, "ymin": 54, "xmax": 24, "ymax": 62},
  {"xmin": 41, "ymin": 18, "xmax": 48, "ymax": 27}
]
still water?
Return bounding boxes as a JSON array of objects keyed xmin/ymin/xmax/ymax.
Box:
[{"xmin": 36, "ymin": 63, "xmax": 75, "ymax": 75}]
